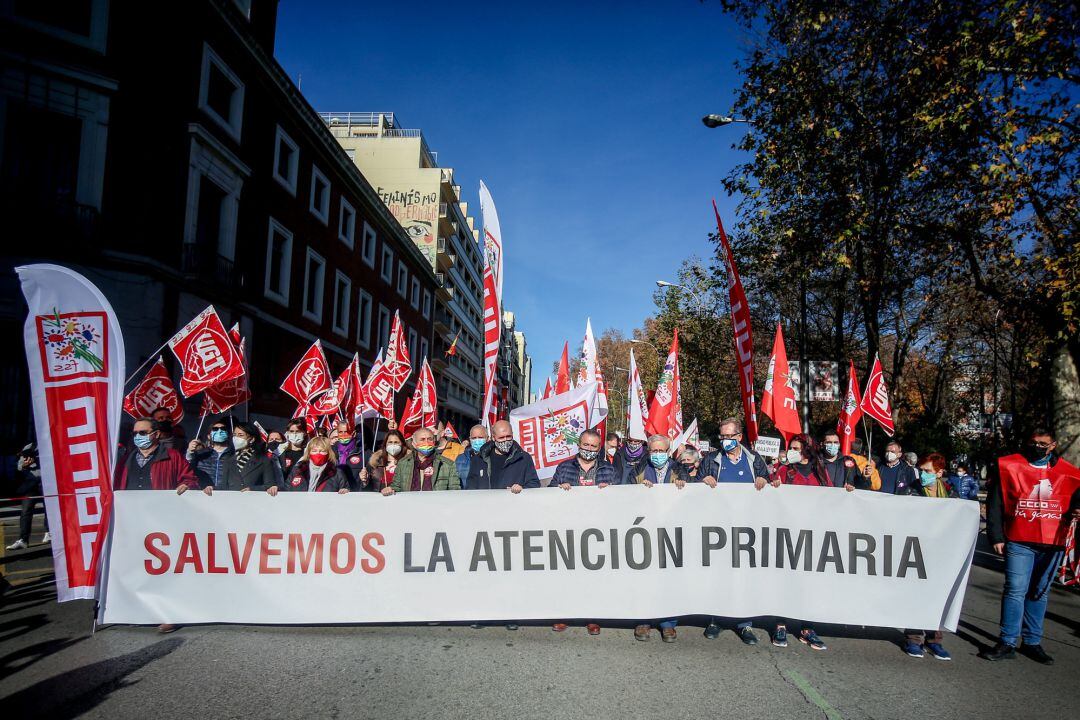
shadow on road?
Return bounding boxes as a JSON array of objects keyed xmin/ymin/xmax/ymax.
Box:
[
  {"xmin": 0, "ymin": 614, "xmax": 49, "ymax": 643},
  {"xmin": 2, "ymin": 637, "xmax": 184, "ymax": 716},
  {"xmin": 0, "ymin": 576, "xmax": 56, "ymax": 613},
  {"xmin": 0, "ymin": 634, "xmax": 88, "ymax": 678}
]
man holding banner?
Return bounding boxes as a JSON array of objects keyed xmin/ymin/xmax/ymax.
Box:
[{"xmin": 466, "ymin": 421, "xmax": 539, "ymax": 492}]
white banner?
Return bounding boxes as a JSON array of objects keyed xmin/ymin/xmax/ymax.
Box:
[
  {"xmin": 18, "ymin": 264, "xmax": 125, "ymax": 601},
  {"xmin": 100, "ymin": 485, "xmax": 979, "ymax": 630},
  {"xmin": 509, "ymin": 382, "xmax": 606, "ymax": 481}
]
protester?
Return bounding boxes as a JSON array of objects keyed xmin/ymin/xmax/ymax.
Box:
[
  {"xmin": 331, "ymin": 420, "xmax": 366, "ymax": 490},
  {"xmin": 185, "ymin": 419, "xmax": 234, "ymax": 490},
  {"xmin": 633, "ymin": 434, "xmax": 689, "ymax": 642},
  {"xmin": 266, "ymin": 429, "xmax": 285, "ymax": 456},
  {"xmin": 819, "ymin": 431, "xmax": 860, "ymax": 491},
  {"xmin": 903, "ymin": 451, "xmax": 919, "ymax": 473},
  {"xmin": 772, "ymin": 434, "xmax": 830, "ymax": 650},
  {"xmin": 208, "ymin": 421, "xmax": 279, "ymax": 494},
  {"xmin": 114, "ymin": 416, "xmax": 197, "ymax": 633},
  {"xmin": 456, "ymin": 424, "xmax": 490, "ymax": 490},
  {"xmin": 151, "ymin": 406, "xmax": 184, "ymax": 449},
  {"xmin": 382, "ymin": 427, "xmax": 462, "ymax": 494},
  {"xmin": 5, "ymin": 443, "xmax": 49, "ymax": 550},
  {"xmin": 367, "ymin": 430, "xmax": 405, "ymax": 492},
  {"xmin": 849, "ymin": 437, "xmax": 881, "ymax": 491},
  {"xmin": 437, "ymin": 423, "xmax": 465, "ymax": 462},
  {"xmin": 679, "ymin": 446, "xmax": 701, "ymax": 479},
  {"xmin": 949, "ymin": 461, "xmax": 980, "ymax": 501},
  {"xmin": 981, "ymin": 429, "xmax": 1080, "ymax": 665},
  {"xmin": 278, "ymin": 419, "xmax": 308, "ymax": 478},
  {"xmin": 877, "ymin": 441, "xmax": 917, "ymax": 495},
  {"xmin": 283, "ymin": 436, "xmax": 350, "ymax": 493},
  {"xmin": 605, "ymin": 432, "xmax": 621, "ymax": 464},
  {"xmin": 466, "ymin": 420, "xmax": 539, "ymax": 493},
  {"xmin": 613, "ymin": 434, "xmax": 648, "ymax": 485}
]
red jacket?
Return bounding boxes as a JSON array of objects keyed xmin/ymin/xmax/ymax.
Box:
[
  {"xmin": 114, "ymin": 445, "xmax": 197, "ymax": 491},
  {"xmin": 776, "ymin": 463, "xmax": 830, "ymax": 487}
]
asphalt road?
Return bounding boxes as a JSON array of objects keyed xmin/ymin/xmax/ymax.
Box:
[{"xmin": 2, "ymin": 513, "xmax": 1079, "ymax": 720}]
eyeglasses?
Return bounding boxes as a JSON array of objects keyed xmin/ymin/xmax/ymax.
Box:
[
  {"xmin": 1030, "ymin": 441, "xmax": 1053, "ymax": 449},
  {"xmin": 719, "ymin": 433, "xmax": 740, "ymax": 440},
  {"xmin": 134, "ymin": 430, "xmax": 153, "ymax": 437}
]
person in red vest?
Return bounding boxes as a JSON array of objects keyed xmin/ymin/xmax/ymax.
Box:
[{"xmin": 981, "ymin": 428, "xmax": 1080, "ymax": 664}]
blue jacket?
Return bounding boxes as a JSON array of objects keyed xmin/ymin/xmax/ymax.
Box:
[
  {"xmin": 551, "ymin": 457, "xmax": 619, "ymax": 487},
  {"xmin": 949, "ymin": 473, "xmax": 980, "ymax": 500},
  {"xmin": 456, "ymin": 447, "xmax": 480, "ymax": 489},
  {"xmin": 187, "ymin": 446, "xmax": 233, "ymax": 488}
]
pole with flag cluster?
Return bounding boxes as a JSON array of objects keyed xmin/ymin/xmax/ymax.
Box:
[{"xmin": 859, "ymin": 353, "xmax": 895, "ymax": 458}]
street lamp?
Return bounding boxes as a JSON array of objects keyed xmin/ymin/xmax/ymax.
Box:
[
  {"xmin": 702, "ymin": 115, "xmax": 751, "ymax": 128},
  {"xmin": 656, "ymin": 280, "xmax": 682, "ymax": 289}
]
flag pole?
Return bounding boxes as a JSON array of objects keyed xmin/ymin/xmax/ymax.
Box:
[
  {"xmin": 371, "ymin": 416, "xmax": 382, "ymax": 454},
  {"xmin": 194, "ymin": 406, "xmax": 208, "ymax": 442}
]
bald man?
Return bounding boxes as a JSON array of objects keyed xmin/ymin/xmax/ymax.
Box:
[{"xmin": 466, "ymin": 420, "xmax": 540, "ymax": 492}]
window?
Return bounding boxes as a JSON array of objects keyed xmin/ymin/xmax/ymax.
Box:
[
  {"xmin": 422, "ymin": 290, "xmax": 432, "ymax": 320},
  {"xmin": 273, "ymin": 126, "xmax": 298, "ymax": 195},
  {"xmin": 264, "ymin": 218, "xmax": 292, "ymax": 306},
  {"xmin": 420, "ymin": 337, "xmax": 429, "ymax": 363},
  {"xmin": 198, "ymin": 44, "xmax": 244, "ymax": 141},
  {"xmin": 408, "ymin": 328, "xmax": 418, "ymax": 369},
  {"xmin": 303, "ymin": 248, "xmax": 326, "ymax": 322},
  {"xmin": 344, "ymin": 148, "xmax": 356, "ymax": 161},
  {"xmin": 309, "ymin": 165, "xmax": 330, "ymax": 223},
  {"xmin": 381, "ymin": 247, "xmax": 394, "ymax": 284},
  {"xmin": 183, "ymin": 131, "xmax": 246, "ymax": 269},
  {"xmin": 377, "ymin": 305, "xmax": 391, "ymax": 350},
  {"xmin": 332, "ymin": 271, "xmax": 351, "ymax": 336},
  {"xmin": 361, "ymin": 222, "xmax": 377, "ymax": 267},
  {"xmin": 338, "ymin": 198, "xmax": 355, "ymax": 248},
  {"xmin": 396, "ymin": 262, "xmax": 408, "ymax": 298},
  {"xmin": 356, "ymin": 289, "xmax": 373, "ymax": 349},
  {"xmin": 410, "ymin": 277, "xmax": 420, "ymax": 310}
]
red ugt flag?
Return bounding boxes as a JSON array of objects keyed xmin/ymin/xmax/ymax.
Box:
[
  {"xmin": 202, "ymin": 325, "xmax": 251, "ymax": 415},
  {"xmin": 859, "ymin": 353, "xmax": 895, "ymax": 436},
  {"xmin": 836, "ymin": 359, "xmax": 863, "ymax": 456},
  {"xmin": 385, "ymin": 311, "xmax": 412, "ymax": 391},
  {"xmin": 363, "ymin": 349, "xmax": 396, "ymax": 421},
  {"xmin": 760, "ymin": 323, "xmax": 802, "ymax": 444},
  {"xmin": 168, "ymin": 306, "xmax": 245, "ymax": 397},
  {"xmin": 124, "ymin": 357, "xmax": 183, "ymax": 422},
  {"xmin": 646, "ymin": 330, "xmax": 683, "ymax": 442},
  {"xmin": 399, "ymin": 358, "xmax": 438, "ymax": 438},
  {"xmin": 281, "ymin": 340, "xmax": 331, "ymax": 407}
]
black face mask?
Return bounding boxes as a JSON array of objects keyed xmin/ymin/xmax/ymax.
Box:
[
  {"xmin": 1023, "ymin": 444, "xmax": 1051, "ymax": 464},
  {"xmin": 157, "ymin": 420, "xmax": 172, "ymax": 433}
]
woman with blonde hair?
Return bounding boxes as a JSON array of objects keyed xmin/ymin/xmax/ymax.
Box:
[{"xmin": 283, "ymin": 436, "xmax": 350, "ymax": 493}]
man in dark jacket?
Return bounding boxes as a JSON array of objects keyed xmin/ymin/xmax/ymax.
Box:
[
  {"xmin": 552, "ymin": 429, "xmax": 619, "ymax": 489},
  {"xmin": 819, "ymin": 431, "xmax": 862, "ymax": 490},
  {"xmin": 455, "ymin": 424, "xmax": 489, "ymax": 490},
  {"xmin": 877, "ymin": 441, "xmax": 916, "ymax": 495},
  {"xmin": 5, "ymin": 443, "xmax": 49, "ymax": 550},
  {"xmin": 331, "ymin": 420, "xmax": 366, "ymax": 490},
  {"xmin": 466, "ymin": 420, "xmax": 539, "ymax": 492},
  {"xmin": 612, "ymin": 436, "xmax": 648, "ymax": 485},
  {"xmin": 185, "ymin": 419, "xmax": 233, "ymax": 489},
  {"xmin": 949, "ymin": 461, "xmax": 980, "ymax": 501}
]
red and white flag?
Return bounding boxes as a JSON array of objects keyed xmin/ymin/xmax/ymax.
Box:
[
  {"xmin": 576, "ymin": 318, "xmax": 608, "ymax": 432},
  {"xmin": 859, "ymin": 354, "xmax": 895, "ymax": 436},
  {"xmin": 167, "ymin": 306, "xmax": 245, "ymax": 397},
  {"xmin": 384, "ymin": 311, "xmax": 412, "ymax": 391},
  {"xmin": 363, "ymin": 349, "xmax": 396, "ymax": 421},
  {"xmin": 555, "ymin": 342, "xmax": 571, "ymax": 394},
  {"xmin": 509, "ymin": 381, "xmax": 606, "ymax": 482},
  {"xmin": 479, "ymin": 180, "xmax": 504, "ymax": 427},
  {"xmin": 310, "ymin": 360, "xmax": 353, "ymax": 417},
  {"xmin": 542, "ymin": 377, "xmax": 554, "ymax": 399},
  {"xmin": 626, "ymin": 349, "xmax": 650, "ymax": 440},
  {"xmin": 123, "ymin": 357, "xmax": 183, "ymax": 422},
  {"xmin": 202, "ymin": 325, "xmax": 251, "ymax": 415},
  {"xmin": 760, "ymin": 323, "xmax": 802, "ymax": 443},
  {"xmin": 714, "ymin": 201, "xmax": 758, "ymax": 442},
  {"xmin": 399, "ymin": 358, "xmax": 438, "ymax": 437},
  {"xmin": 17, "ymin": 264, "xmax": 124, "ymax": 602},
  {"xmin": 646, "ymin": 330, "xmax": 682, "ymax": 442},
  {"xmin": 837, "ymin": 359, "xmax": 864, "ymax": 455},
  {"xmin": 280, "ymin": 340, "xmax": 332, "ymax": 408}
]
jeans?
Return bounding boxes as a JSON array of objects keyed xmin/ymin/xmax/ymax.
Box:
[
  {"xmin": 18, "ymin": 497, "xmax": 48, "ymax": 543},
  {"xmin": 658, "ymin": 619, "xmax": 677, "ymax": 629},
  {"xmin": 999, "ymin": 541, "xmax": 1063, "ymax": 646},
  {"xmin": 709, "ymin": 617, "xmax": 751, "ymax": 630}
]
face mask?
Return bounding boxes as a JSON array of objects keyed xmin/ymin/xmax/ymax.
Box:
[
  {"xmin": 785, "ymin": 448, "xmax": 803, "ymax": 465},
  {"xmin": 309, "ymin": 451, "xmax": 329, "ymax": 466},
  {"xmin": 210, "ymin": 429, "xmax": 228, "ymax": 444},
  {"xmin": 232, "ymin": 437, "xmax": 249, "ymax": 451},
  {"xmin": 1025, "ymin": 445, "xmax": 1051, "ymax": 466},
  {"xmin": 286, "ymin": 432, "xmax": 305, "ymax": 446},
  {"xmin": 386, "ymin": 443, "xmax": 402, "ymax": 457},
  {"xmin": 650, "ymin": 452, "xmax": 669, "ymax": 468},
  {"xmin": 470, "ymin": 438, "xmax": 486, "ymax": 452},
  {"xmin": 494, "ymin": 439, "xmax": 514, "ymax": 454},
  {"xmin": 885, "ymin": 451, "xmax": 899, "ymax": 463},
  {"xmin": 823, "ymin": 442, "xmax": 840, "ymax": 458},
  {"xmin": 134, "ymin": 433, "xmax": 154, "ymax": 449},
  {"xmin": 920, "ymin": 470, "xmax": 937, "ymax": 487},
  {"xmin": 415, "ymin": 443, "xmax": 436, "ymax": 456},
  {"xmin": 156, "ymin": 420, "xmax": 172, "ymax": 433},
  {"xmin": 721, "ymin": 438, "xmax": 739, "ymax": 453},
  {"xmin": 578, "ymin": 448, "xmax": 599, "ymax": 461},
  {"xmin": 337, "ymin": 433, "xmax": 352, "ymax": 443}
]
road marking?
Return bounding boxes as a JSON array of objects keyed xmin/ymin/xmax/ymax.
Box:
[{"xmin": 786, "ymin": 669, "xmax": 843, "ymax": 720}]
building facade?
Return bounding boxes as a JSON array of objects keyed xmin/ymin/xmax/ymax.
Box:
[
  {"xmin": 321, "ymin": 113, "xmax": 484, "ymax": 432},
  {"xmin": 500, "ymin": 311, "xmax": 532, "ymax": 409},
  {"xmin": 0, "ymin": 0, "xmax": 435, "ymax": 452}
]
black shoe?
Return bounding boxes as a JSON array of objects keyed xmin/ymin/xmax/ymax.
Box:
[
  {"xmin": 1020, "ymin": 644, "xmax": 1054, "ymax": 665},
  {"xmin": 703, "ymin": 623, "xmax": 721, "ymax": 639},
  {"xmin": 979, "ymin": 642, "xmax": 1016, "ymax": 661},
  {"xmin": 738, "ymin": 626, "xmax": 758, "ymax": 646}
]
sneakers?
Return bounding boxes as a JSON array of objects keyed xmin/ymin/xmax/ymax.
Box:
[
  {"xmin": 979, "ymin": 642, "xmax": 1016, "ymax": 661},
  {"xmin": 157, "ymin": 623, "xmax": 178, "ymax": 634},
  {"xmin": 738, "ymin": 626, "xmax": 759, "ymax": 646},
  {"xmin": 903, "ymin": 641, "xmax": 925, "ymax": 658},
  {"xmin": 469, "ymin": 623, "xmax": 483, "ymax": 629},
  {"xmin": 703, "ymin": 623, "xmax": 721, "ymax": 639},
  {"xmin": 799, "ymin": 629, "xmax": 827, "ymax": 651},
  {"xmin": 772, "ymin": 625, "xmax": 788, "ymax": 648},
  {"xmin": 5, "ymin": 539, "xmax": 27, "ymax": 551},
  {"xmin": 1020, "ymin": 644, "xmax": 1054, "ymax": 665},
  {"xmin": 505, "ymin": 624, "xmax": 518, "ymax": 631},
  {"xmin": 925, "ymin": 643, "xmax": 952, "ymax": 661},
  {"xmin": 552, "ymin": 623, "xmax": 569, "ymax": 632},
  {"xmin": 634, "ymin": 624, "xmax": 651, "ymax": 641},
  {"xmin": 661, "ymin": 628, "xmax": 677, "ymax": 643},
  {"xmin": 41, "ymin": 532, "xmax": 51, "ymax": 544},
  {"xmin": 587, "ymin": 624, "xmax": 601, "ymax": 636}
]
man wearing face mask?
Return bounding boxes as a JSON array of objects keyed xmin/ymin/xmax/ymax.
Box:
[
  {"xmin": 186, "ymin": 420, "xmax": 234, "ymax": 489},
  {"xmin": 456, "ymin": 425, "xmax": 490, "ymax": 490},
  {"xmin": 382, "ymin": 427, "xmax": 461, "ymax": 494},
  {"xmin": 819, "ymin": 431, "xmax": 861, "ymax": 491},
  {"xmin": 982, "ymin": 429, "xmax": 1080, "ymax": 665},
  {"xmin": 613, "ymin": 434, "xmax": 648, "ymax": 485},
  {"xmin": 331, "ymin": 420, "xmax": 367, "ymax": 491},
  {"xmin": 877, "ymin": 441, "xmax": 917, "ymax": 495},
  {"xmin": 605, "ymin": 432, "xmax": 621, "ymax": 464},
  {"xmin": 467, "ymin": 420, "xmax": 539, "ymax": 492},
  {"xmin": 151, "ymin": 406, "xmax": 185, "ymax": 449},
  {"xmin": 6, "ymin": 444, "xmax": 49, "ymax": 551}
]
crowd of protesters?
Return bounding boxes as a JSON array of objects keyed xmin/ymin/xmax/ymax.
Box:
[{"xmin": 3, "ymin": 408, "xmax": 1077, "ymax": 665}]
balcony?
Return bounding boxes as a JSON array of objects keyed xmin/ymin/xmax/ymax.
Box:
[
  {"xmin": 435, "ymin": 272, "xmax": 455, "ymax": 300},
  {"xmin": 433, "ymin": 309, "xmax": 452, "ymax": 335},
  {"xmin": 181, "ymin": 245, "xmax": 240, "ymax": 287},
  {"xmin": 438, "ymin": 202, "xmax": 448, "ymax": 218},
  {"xmin": 436, "ymin": 236, "xmax": 457, "ymax": 271}
]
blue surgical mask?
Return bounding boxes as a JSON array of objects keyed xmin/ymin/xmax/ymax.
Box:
[
  {"xmin": 133, "ymin": 433, "xmax": 153, "ymax": 449},
  {"xmin": 919, "ymin": 470, "xmax": 937, "ymax": 487},
  {"xmin": 721, "ymin": 438, "xmax": 738, "ymax": 453},
  {"xmin": 650, "ymin": 452, "xmax": 669, "ymax": 468},
  {"xmin": 210, "ymin": 429, "xmax": 228, "ymax": 443},
  {"xmin": 823, "ymin": 442, "xmax": 840, "ymax": 457},
  {"xmin": 470, "ymin": 439, "xmax": 486, "ymax": 452}
]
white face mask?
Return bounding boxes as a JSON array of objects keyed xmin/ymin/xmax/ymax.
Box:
[
  {"xmin": 386, "ymin": 443, "xmax": 402, "ymax": 457},
  {"xmin": 885, "ymin": 451, "xmax": 899, "ymax": 463},
  {"xmin": 786, "ymin": 448, "xmax": 803, "ymax": 464},
  {"xmin": 286, "ymin": 432, "xmax": 305, "ymax": 446},
  {"xmin": 232, "ymin": 437, "xmax": 249, "ymax": 451}
]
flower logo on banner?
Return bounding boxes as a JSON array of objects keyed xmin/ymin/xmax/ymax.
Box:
[
  {"xmin": 539, "ymin": 402, "xmax": 588, "ymax": 467},
  {"xmin": 38, "ymin": 309, "xmax": 106, "ymax": 379}
]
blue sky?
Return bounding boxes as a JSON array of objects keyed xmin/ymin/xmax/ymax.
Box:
[{"xmin": 274, "ymin": 0, "xmax": 752, "ymax": 389}]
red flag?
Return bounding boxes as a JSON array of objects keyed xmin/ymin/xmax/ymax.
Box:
[
  {"xmin": 202, "ymin": 325, "xmax": 251, "ymax": 416},
  {"xmin": 859, "ymin": 354, "xmax": 895, "ymax": 436},
  {"xmin": 542, "ymin": 377, "xmax": 554, "ymax": 399},
  {"xmin": 445, "ymin": 331, "xmax": 460, "ymax": 357},
  {"xmin": 385, "ymin": 311, "xmax": 412, "ymax": 391},
  {"xmin": 646, "ymin": 330, "xmax": 683, "ymax": 442},
  {"xmin": 341, "ymin": 354, "xmax": 365, "ymax": 424},
  {"xmin": 124, "ymin": 357, "xmax": 184, "ymax": 422},
  {"xmin": 280, "ymin": 341, "xmax": 331, "ymax": 407},
  {"xmin": 167, "ymin": 305, "xmax": 245, "ymax": 397},
  {"xmin": 760, "ymin": 323, "xmax": 801, "ymax": 443},
  {"xmin": 399, "ymin": 359, "xmax": 438, "ymax": 437},
  {"xmin": 363, "ymin": 349, "xmax": 396, "ymax": 421},
  {"xmin": 714, "ymin": 201, "xmax": 758, "ymax": 442},
  {"xmin": 310, "ymin": 361, "xmax": 353, "ymax": 417},
  {"xmin": 555, "ymin": 342, "xmax": 571, "ymax": 394},
  {"xmin": 837, "ymin": 359, "xmax": 864, "ymax": 455}
]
